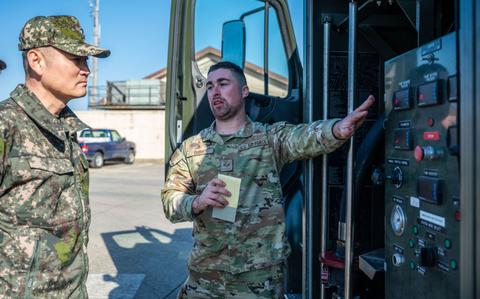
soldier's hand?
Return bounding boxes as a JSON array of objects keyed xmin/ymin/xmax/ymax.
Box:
[
  {"xmin": 192, "ymin": 178, "xmax": 231, "ymax": 214},
  {"xmin": 333, "ymin": 95, "xmax": 375, "ymax": 139}
]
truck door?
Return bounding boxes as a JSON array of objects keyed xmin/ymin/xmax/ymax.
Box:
[
  {"xmin": 103, "ymin": 130, "xmax": 116, "ymax": 160},
  {"xmin": 111, "ymin": 130, "xmax": 127, "ymax": 158},
  {"xmin": 165, "ymin": 0, "xmax": 304, "ymax": 294}
]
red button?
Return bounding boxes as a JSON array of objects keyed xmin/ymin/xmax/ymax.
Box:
[
  {"xmin": 427, "ymin": 117, "xmax": 435, "ymax": 127},
  {"xmin": 423, "ymin": 131, "xmax": 440, "ymax": 141},
  {"xmin": 414, "ymin": 146, "xmax": 424, "ymax": 162}
]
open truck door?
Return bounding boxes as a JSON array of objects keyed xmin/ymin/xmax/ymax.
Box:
[{"xmin": 165, "ymin": 0, "xmax": 480, "ymax": 298}]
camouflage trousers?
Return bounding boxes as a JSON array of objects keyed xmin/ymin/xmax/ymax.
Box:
[{"xmin": 177, "ymin": 263, "xmax": 284, "ymax": 299}]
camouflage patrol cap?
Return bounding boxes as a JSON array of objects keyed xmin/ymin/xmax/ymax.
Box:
[
  {"xmin": 0, "ymin": 59, "xmax": 6, "ymax": 70},
  {"xmin": 19, "ymin": 15, "xmax": 110, "ymax": 58}
]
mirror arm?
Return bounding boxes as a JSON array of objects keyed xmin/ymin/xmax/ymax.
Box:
[{"xmin": 240, "ymin": 6, "xmax": 264, "ymax": 21}]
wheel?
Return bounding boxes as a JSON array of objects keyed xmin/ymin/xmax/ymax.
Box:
[
  {"xmin": 91, "ymin": 152, "xmax": 104, "ymax": 168},
  {"xmin": 124, "ymin": 149, "xmax": 135, "ymax": 164}
]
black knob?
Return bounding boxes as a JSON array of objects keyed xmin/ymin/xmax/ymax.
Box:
[
  {"xmin": 419, "ymin": 247, "xmax": 437, "ymax": 267},
  {"xmin": 385, "ymin": 166, "xmax": 403, "ymax": 189},
  {"xmin": 371, "ymin": 168, "xmax": 385, "ymax": 186}
]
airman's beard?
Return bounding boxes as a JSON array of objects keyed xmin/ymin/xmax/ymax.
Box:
[
  {"xmin": 212, "ymin": 106, "xmax": 232, "ymax": 120},
  {"xmin": 210, "ymin": 101, "xmax": 245, "ymax": 121}
]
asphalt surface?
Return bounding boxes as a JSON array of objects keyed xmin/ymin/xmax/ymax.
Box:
[{"xmin": 85, "ymin": 161, "xmax": 193, "ymax": 299}]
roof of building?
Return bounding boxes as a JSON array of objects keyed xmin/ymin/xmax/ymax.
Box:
[{"xmin": 143, "ymin": 46, "xmax": 288, "ymax": 85}]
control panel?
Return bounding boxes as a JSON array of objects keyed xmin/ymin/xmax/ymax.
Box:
[{"xmin": 384, "ymin": 33, "xmax": 459, "ymax": 299}]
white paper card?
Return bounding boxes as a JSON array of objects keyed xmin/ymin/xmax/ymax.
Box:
[{"xmin": 212, "ymin": 174, "xmax": 241, "ymax": 222}]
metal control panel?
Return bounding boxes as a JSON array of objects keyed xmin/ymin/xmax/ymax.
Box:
[{"xmin": 384, "ymin": 33, "xmax": 459, "ymax": 299}]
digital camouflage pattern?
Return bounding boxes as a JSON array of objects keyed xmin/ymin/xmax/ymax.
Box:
[
  {"xmin": 162, "ymin": 117, "xmax": 345, "ymax": 279},
  {"xmin": 0, "ymin": 85, "xmax": 90, "ymax": 298},
  {"xmin": 18, "ymin": 15, "xmax": 110, "ymax": 58},
  {"xmin": 178, "ymin": 263, "xmax": 284, "ymax": 298}
]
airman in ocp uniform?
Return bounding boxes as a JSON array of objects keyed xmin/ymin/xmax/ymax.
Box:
[
  {"xmin": 0, "ymin": 15, "xmax": 110, "ymax": 298},
  {"xmin": 161, "ymin": 61, "xmax": 375, "ymax": 298}
]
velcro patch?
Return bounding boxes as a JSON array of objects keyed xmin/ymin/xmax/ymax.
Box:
[
  {"xmin": 219, "ymin": 158, "xmax": 233, "ymax": 172},
  {"xmin": 185, "ymin": 147, "xmax": 214, "ymax": 157},
  {"xmin": 238, "ymin": 138, "xmax": 268, "ymax": 151}
]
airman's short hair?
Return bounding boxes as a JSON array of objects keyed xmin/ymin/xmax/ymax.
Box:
[{"xmin": 208, "ymin": 61, "xmax": 247, "ymax": 87}]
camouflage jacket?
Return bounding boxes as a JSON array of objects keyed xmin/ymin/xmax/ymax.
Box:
[
  {"xmin": 0, "ymin": 85, "xmax": 90, "ymax": 298},
  {"xmin": 161, "ymin": 118, "xmax": 346, "ymax": 274}
]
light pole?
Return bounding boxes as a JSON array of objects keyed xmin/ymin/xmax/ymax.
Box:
[{"xmin": 89, "ymin": 0, "xmax": 100, "ymax": 106}]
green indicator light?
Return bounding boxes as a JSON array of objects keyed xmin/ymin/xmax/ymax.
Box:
[
  {"xmin": 408, "ymin": 239, "xmax": 414, "ymax": 248},
  {"xmin": 444, "ymin": 239, "xmax": 452, "ymax": 249},
  {"xmin": 412, "ymin": 225, "xmax": 419, "ymax": 235},
  {"xmin": 409, "ymin": 261, "xmax": 416, "ymax": 270},
  {"xmin": 450, "ymin": 259, "xmax": 458, "ymax": 270}
]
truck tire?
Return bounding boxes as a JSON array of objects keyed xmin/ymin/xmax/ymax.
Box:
[
  {"xmin": 124, "ymin": 149, "xmax": 135, "ymax": 164},
  {"xmin": 91, "ymin": 152, "xmax": 104, "ymax": 168}
]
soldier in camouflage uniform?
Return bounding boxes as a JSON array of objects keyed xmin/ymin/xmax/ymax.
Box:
[
  {"xmin": 161, "ymin": 61, "xmax": 375, "ymax": 298},
  {"xmin": 0, "ymin": 16, "xmax": 110, "ymax": 298}
]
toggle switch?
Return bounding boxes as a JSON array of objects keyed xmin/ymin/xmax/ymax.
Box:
[{"xmin": 419, "ymin": 247, "xmax": 437, "ymax": 267}]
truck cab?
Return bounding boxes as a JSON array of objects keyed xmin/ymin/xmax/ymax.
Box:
[{"xmin": 164, "ymin": 1, "xmax": 480, "ymax": 298}]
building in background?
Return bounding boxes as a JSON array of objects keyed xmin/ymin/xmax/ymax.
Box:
[
  {"xmin": 145, "ymin": 47, "xmax": 288, "ymax": 97},
  {"xmin": 88, "ymin": 79, "xmax": 165, "ymax": 110}
]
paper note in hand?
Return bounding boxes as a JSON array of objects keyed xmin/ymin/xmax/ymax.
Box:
[{"xmin": 212, "ymin": 174, "xmax": 241, "ymax": 222}]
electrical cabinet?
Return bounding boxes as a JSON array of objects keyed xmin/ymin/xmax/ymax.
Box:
[{"xmin": 384, "ymin": 33, "xmax": 459, "ymax": 299}]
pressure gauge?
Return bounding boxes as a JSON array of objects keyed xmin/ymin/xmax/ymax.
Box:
[{"xmin": 390, "ymin": 204, "xmax": 406, "ymax": 236}]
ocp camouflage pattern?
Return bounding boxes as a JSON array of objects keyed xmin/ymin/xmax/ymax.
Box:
[
  {"xmin": 178, "ymin": 263, "xmax": 284, "ymax": 298},
  {"xmin": 0, "ymin": 85, "xmax": 90, "ymax": 298},
  {"xmin": 161, "ymin": 117, "xmax": 345, "ymax": 275}
]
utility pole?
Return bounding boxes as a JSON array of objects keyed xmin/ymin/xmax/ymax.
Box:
[{"xmin": 89, "ymin": 0, "xmax": 100, "ymax": 106}]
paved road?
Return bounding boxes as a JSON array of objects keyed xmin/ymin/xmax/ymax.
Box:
[{"xmin": 86, "ymin": 161, "xmax": 193, "ymax": 299}]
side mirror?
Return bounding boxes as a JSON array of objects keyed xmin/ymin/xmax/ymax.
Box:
[
  {"xmin": 121, "ymin": 137, "xmax": 126, "ymax": 142},
  {"xmin": 221, "ymin": 20, "xmax": 245, "ymax": 69}
]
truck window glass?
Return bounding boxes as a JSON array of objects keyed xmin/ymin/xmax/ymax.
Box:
[
  {"xmin": 93, "ymin": 130, "xmax": 108, "ymax": 138},
  {"xmin": 194, "ymin": 0, "xmax": 289, "ymax": 97},
  {"xmin": 267, "ymin": 6, "xmax": 288, "ymax": 97},
  {"xmin": 286, "ymin": 1, "xmax": 303, "ymax": 65},
  {"xmin": 111, "ymin": 131, "xmax": 122, "ymax": 142},
  {"xmin": 81, "ymin": 130, "xmax": 92, "ymax": 138}
]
